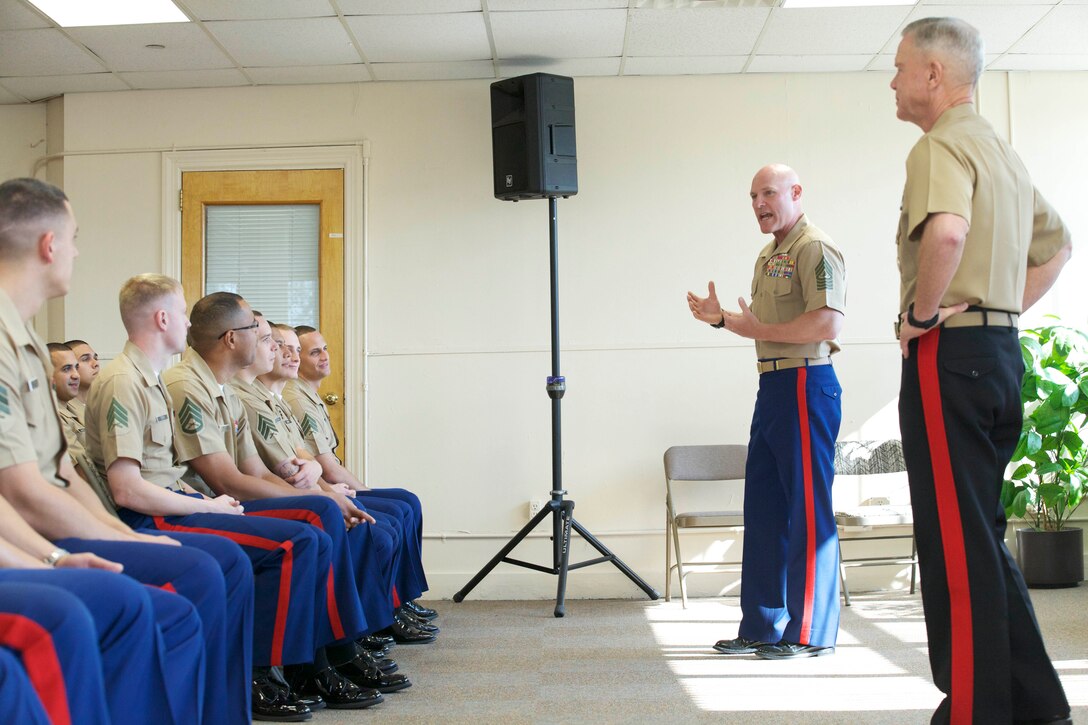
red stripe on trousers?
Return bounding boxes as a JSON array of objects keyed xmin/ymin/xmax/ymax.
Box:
[
  {"xmin": 0, "ymin": 614, "xmax": 72, "ymax": 725},
  {"xmin": 796, "ymin": 367, "xmax": 816, "ymax": 644},
  {"xmin": 152, "ymin": 517, "xmax": 295, "ymax": 665},
  {"xmin": 918, "ymin": 330, "xmax": 974, "ymax": 724},
  {"xmin": 243, "ymin": 509, "xmax": 347, "ymax": 640}
]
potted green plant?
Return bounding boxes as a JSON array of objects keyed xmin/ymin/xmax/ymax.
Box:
[{"xmin": 1001, "ymin": 319, "xmax": 1088, "ymax": 587}]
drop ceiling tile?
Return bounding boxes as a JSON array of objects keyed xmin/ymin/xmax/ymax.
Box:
[
  {"xmin": 491, "ymin": 9, "xmax": 626, "ymax": 59},
  {"xmin": 868, "ymin": 54, "xmax": 895, "ymax": 71},
  {"xmin": 206, "ymin": 17, "xmax": 361, "ymax": 66},
  {"xmin": 626, "ymin": 8, "xmax": 770, "ymax": 57},
  {"xmin": 623, "ymin": 55, "xmax": 747, "ymax": 75},
  {"xmin": 748, "ymin": 54, "xmax": 874, "ymax": 73},
  {"xmin": 345, "ymin": 13, "xmax": 490, "ymax": 62},
  {"xmin": 498, "ymin": 56, "xmax": 620, "ymax": 77},
  {"xmin": 759, "ymin": 6, "xmax": 913, "ymax": 55},
  {"xmin": 339, "ymin": 0, "xmax": 481, "ymax": 13},
  {"xmin": 1, "ymin": 73, "xmax": 129, "ymax": 102},
  {"xmin": 67, "ymin": 23, "xmax": 233, "ymax": 72},
  {"xmin": 370, "ymin": 59, "xmax": 494, "ymax": 80},
  {"xmin": 919, "ymin": 0, "xmax": 1057, "ymax": 4},
  {"xmin": 899, "ymin": 5, "xmax": 1051, "ymax": 54},
  {"xmin": 489, "ymin": 0, "xmax": 627, "ymax": 9},
  {"xmin": 119, "ymin": 67, "xmax": 249, "ymax": 89},
  {"xmin": 1010, "ymin": 5, "xmax": 1088, "ymax": 54},
  {"xmin": 0, "ymin": 29, "xmax": 104, "ymax": 75},
  {"xmin": 0, "ymin": 2, "xmax": 52, "ymax": 30},
  {"xmin": 179, "ymin": 0, "xmax": 334, "ymax": 21},
  {"xmin": 0, "ymin": 84, "xmax": 28, "ymax": 104},
  {"xmin": 991, "ymin": 54, "xmax": 1088, "ymax": 71},
  {"xmin": 245, "ymin": 64, "xmax": 372, "ymax": 84}
]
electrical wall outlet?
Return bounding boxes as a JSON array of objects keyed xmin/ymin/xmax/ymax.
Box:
[{"xmin": 528, "ymin": 499, "xmax": 546, "ymax": 519}]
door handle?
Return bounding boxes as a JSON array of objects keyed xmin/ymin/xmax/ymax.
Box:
[{"xmin": 324, "ymin": 393, "xmax": 340, "ymax": 406}]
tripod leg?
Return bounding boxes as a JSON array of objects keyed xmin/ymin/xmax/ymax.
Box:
[
  {"xmin": 569, "ymin": 517, "xmax": 660, "ymax": 600},
  {"xmin": 453, "ymin": 501, "xmax": 558, "ymax": 602},
  {"xmin": 553, "ymin": 500, "xmax": 575, "ymax": 618}
]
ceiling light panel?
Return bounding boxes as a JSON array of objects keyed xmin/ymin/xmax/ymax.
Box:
[{"xmin": 26, "ymin": 0, "xmax": 187, "ymax": 27}]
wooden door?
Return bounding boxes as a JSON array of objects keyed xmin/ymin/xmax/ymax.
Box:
[{"xmin": 180, "ymin": 169, "xmax": 347, "ymax": 457}]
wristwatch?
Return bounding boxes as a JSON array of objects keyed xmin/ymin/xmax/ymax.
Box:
[
  {"xmin": 907, "ymin": 303, "xmax": 940, "ymax": 330},
  {"xmin": 42, "ymin": 548, "xmax": 69, "ymax": 567}
]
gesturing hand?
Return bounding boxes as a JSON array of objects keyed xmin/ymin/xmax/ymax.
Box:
[{"xmin": 687, "ymin": 281, "xmax": 723, "ymax": 324}]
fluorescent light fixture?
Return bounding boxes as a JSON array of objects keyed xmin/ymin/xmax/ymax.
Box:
[
  {"xmin": 781, "ymin": 0, "xmax": 916, "ymax": 8},
  {"xmin": 27, "ymin": 0, "xmax": 187, "ymax": 27}
]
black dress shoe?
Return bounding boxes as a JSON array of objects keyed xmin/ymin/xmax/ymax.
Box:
[
  {"xmin": 396, "ymin": 607, "xmax": 440, "ymax": 633},
  {"xmin": 252, "ymin": 667, "xmax": 312, "ymax": 722},
  {"xmin": 335, "ymin": 653, "xmax": 412, "ymax": 693},
  {"xmin": 289, "ymin": 666, "xmax": 384, "ymax": 710},
  {"xmin": 1014, "ymin": 716, "xmax": 1072, "ymax": 724},
  {"xmin": 755, "ymin": 641, "xmax": 834, "ymax": 660},
  {"xmin": 359, "ymin": 634, "xmax": 394, "ymax": 652},
  {"xmin": 357, "ymin": 647, "xmax": 399, "ymax": 674},
  {"xmin": 378, "ymin": 619, "xmax": 437, "ymax": 645},
  {"xmin": 403, "ymin": 599, "xmax": 438, "ymax": 620},
  {"xmin": 712, "ymin": 636, "xmax": 767, "ymax": 656}
]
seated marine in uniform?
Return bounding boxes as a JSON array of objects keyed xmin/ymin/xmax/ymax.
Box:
[
  {"xmin": 47, "ymin": 342, "xmax": 85, "ymax": 451},
  {"xmin": 283, "ymin": 325, "xmax": 437, "ymax": 627}
]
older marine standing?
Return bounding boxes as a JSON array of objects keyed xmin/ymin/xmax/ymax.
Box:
[
  {"xmin": 688, "ymin": 164, "xmax": 846, "ymax": 659},
  {"xmin": 890, "ymin": 17, "xmax": 1072, "ymax": 725}
]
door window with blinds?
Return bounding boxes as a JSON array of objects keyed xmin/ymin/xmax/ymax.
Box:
[{"xmin": 204, "ymin": 204, "xmax": 319, "ymax": 326}]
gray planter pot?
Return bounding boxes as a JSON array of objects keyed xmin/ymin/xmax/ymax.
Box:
[{"xmin": 1016, "ymin": 527, "xmax": 1084, "ymax": 588}]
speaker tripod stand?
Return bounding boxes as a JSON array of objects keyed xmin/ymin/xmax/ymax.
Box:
[{"xmin": 453, "ymin": 197, "xmax": 659, "ymax": 617}]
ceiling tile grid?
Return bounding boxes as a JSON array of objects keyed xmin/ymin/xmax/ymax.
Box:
[
  {"xmin": 1, "ymin": 0, "xmax": 1088, "ymax": 104},
  {"xmin": 345, "ymin": 13, "xmax": 491, "ymax": 62}
]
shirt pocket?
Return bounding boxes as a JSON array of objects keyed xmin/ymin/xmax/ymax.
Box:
[{"xmin": 150, "ymin": 414, "xmax": 172, "ymax": 446}]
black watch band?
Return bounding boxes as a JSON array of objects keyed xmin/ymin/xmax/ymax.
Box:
[
  {"xmin": 711, "ymin": 313, "xmax": 725, "ymax": 329},
  {"xmin": 907, "ymin": 303, "xmax": 940, "ymax": 330}
]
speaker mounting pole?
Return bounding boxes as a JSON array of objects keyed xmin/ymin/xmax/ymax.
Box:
[{"xmin": 453, "ymin": 195, "xmax": 659, "ymax": 617}]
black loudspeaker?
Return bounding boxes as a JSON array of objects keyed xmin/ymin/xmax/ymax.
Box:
[{"xmin": 491, "ymin": 73, "xmax": 578, "ymax": 201}]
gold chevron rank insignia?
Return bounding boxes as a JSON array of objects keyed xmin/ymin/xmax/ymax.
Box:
[
  {"xmin": 106, "ymin": 398, "xmax": 129, "ymax": 432},
  {"xmin": 178, "ymin": 398, "xmax": 203, "ymax": 434},
  {"xmin": 257, "ymin": 413, "xmax": 277, "ymax": 441}
]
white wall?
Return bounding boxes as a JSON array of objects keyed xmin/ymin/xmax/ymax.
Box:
[{"xmin": 11, "ymin": 69, "xmax": 1086, "ymax": 599}]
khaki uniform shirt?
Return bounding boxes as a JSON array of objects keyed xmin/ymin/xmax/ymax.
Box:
[
  {"xmin": 66, "ymin": 398, "xmax": 86, "ymax": 427},
  {"xmin": 57, "ymin": 403, "xmax": 86, "ymax": 455},
  {"xmin": 86, "ymin": 341, "xmax": 187, "ymax": 491},
  {"xmin": 162, "ymin": 348, "xmax": 258, "ymax": 467},
  {"xmin": 269, "ymin": 389, "xmax": 309, "ymax": 452},
  {"xmin": 0, "ymin": 288, "xmax": 70, "ymax": 488},
  {"xmin": 282, "ymin": 378, "xmax": 338, "ymax": 459},
  {"xmin": 228, "ymin": 377, "xmax": 298, "ymax": 471},
  {"xmin": 897, "ymin": 104, "xmax": 1070, "ymax": 313},
  {"xmin": 750, "ymin": 214, "xmax": 847, "ymax": 360}
]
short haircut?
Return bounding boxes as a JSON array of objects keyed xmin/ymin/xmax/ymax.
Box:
[
  {"xmin": 47, "ymin": 342, "xmax": 72, "ymax": 355},
  {"xmin": 63, "ymin": 338, "xmax": 89, "ymax": 349},
  {"xmin": 118, "ymin": 274, "xmax": 183, "ymax": 332},
  {"xmin": 903, "ymin": 17, "xmax": 984, "ymax": 87},
  {"xmin": 0, "ymin": 178, "xmax": 69, "ymax": 261},
  {"xmin": 272, "ymin": 322, "xmax": 294, "ymax": 333},
  {"xmin": 294, "ymin": 325, "xmax": 317, "ymax": 336},
  {"xmin": 189, "ymin": 291, "xmax": 249, "ymax": 354}
]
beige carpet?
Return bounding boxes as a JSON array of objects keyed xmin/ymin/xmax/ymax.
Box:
[{"xmin": 308, "ymin": 588, "xmax": 1088, "ymax": 724}]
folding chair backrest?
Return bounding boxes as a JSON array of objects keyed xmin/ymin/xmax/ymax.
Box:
[{"xmin": 664, "ymin": 444, "xmax": 748, "ymax": 483}]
